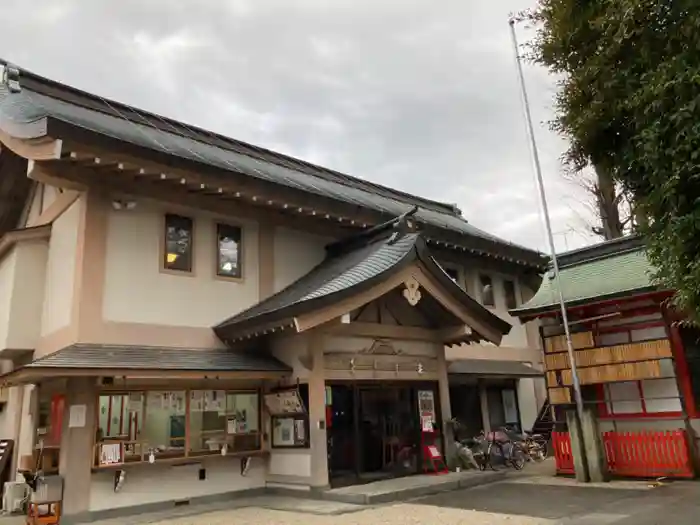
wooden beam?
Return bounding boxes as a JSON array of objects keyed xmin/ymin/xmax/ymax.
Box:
[
  {"xmin": 439, "ymin": 325, "xmax": 474, "ymax": 344},
  {"xmin": 27, "ymin": 161, "xmax": 87, "ymax": 191},
  {"xmin": 36, "ymin": 161, "xmax": 358, "ymax": 238},
  {"xmin": 0, "ymin": 130, "xmax": 62, "ymax": 160},
  {"xmin": 27, "ymin": 189, "xmax": 80, "ymax": 227},
  {"xmin": 60, "ymin": 141, "xmax": 382, "ymax": 226},
  {"xmin": 0, "ymin": 224, "xmax": 52, "ymax": 260},
  {"xmin": 322, "ymin": 322, "xmax": 443, "ymax": 342}
]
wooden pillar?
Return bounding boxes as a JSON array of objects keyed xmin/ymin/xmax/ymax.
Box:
[
  {"xmin": 307, "ymin": 333, "xmax": 329, "ymax": 488},
  {"xmin": 436, "ymin": 343, "xmax": 455, "ymax": 467},
  {"xmin": 478, "ymin": 380, "xmax": 491, "ymax": 432},
  {"xmin": 59, "ymin": 377, "xmax": 97, "ymax": 517}
]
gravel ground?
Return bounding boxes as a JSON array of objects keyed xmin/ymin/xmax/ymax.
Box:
[{"xmin": 146, "ymin": 503, "xmax": 555, "ymax": 525}]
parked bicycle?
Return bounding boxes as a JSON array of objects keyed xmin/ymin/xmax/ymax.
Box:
[
  {"xmin": 502, "ymin": 425, "xmax": 548, "ymax": 463},
  {"xmin": 456, "ymin": 428, "xmax": 526, "ymax": 471}
]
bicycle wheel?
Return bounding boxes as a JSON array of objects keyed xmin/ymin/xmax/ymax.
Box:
[{"xmin": 509, "ymin": 444, "xmax": 526, "ymax": 470}]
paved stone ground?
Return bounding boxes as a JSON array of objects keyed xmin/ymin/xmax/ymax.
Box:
[
  {"xmin": 138, "ymin": 477, "xmax": 695, "ymax": 525},
  {"xmin": 5, "ymin": 461, "xmax": 700, "ymax": 524}
]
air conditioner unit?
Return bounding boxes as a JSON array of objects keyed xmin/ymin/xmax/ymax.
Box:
[{"xmin": 3, "ymin": 481, "xmax": 29, "ymax": 513}]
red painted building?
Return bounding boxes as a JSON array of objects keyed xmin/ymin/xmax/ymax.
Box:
[{"xmin": 511, "ymin": 236, "xmax": 699, "ymax": 479}]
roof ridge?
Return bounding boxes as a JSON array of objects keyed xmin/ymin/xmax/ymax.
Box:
[{"xmin": 8, "ymin": 60, "xmax": 461, "ymax": 217}]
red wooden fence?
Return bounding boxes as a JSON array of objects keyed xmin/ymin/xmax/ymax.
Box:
[
  {"xmin": 552, "ymin": 431, "xmax": 575, "ymax": 474},
  {"xmin": 552, "ymin": 429, "xmax": 694, "ymax": 478},
  {"xmin": 602, "ymin": 430, "xmax": 694, "ymax": 478}
]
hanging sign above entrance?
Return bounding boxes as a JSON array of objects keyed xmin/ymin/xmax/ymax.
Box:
[{"xmin": 264, "ymin": 389, "xmax": 306, "ymax": 416}]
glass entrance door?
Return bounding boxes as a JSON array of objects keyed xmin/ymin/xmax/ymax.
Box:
[
  {"xmin": 357, "ymin": 385, "xmax": 421, "ymax": 480},
  {"xmin": 327, "ymin": 384, "xmax": 357, "ymax": 484}
]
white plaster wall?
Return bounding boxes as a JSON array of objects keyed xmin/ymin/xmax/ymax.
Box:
[
  {"xmin": 41, "ymin": 200, "xmax": 80, "ymax": 336},
  {"xmin": 270, "ymin": 334, "xmax": 310, "ymax": 380},
  {"xmin": 268, "ymin": 451, "xmax": 312, "ymax": 478},
  {"xmin": 0, "ymin": 251, "xmax": 17, "ymax": 348},
  {"xmin": 273, "ymin": 228, "xmax": 329, "ymax": 292},
  {"xmin": 0, "ymin": 362, "xmax": 17, "ymax": 439},
  {"xmin": 7, "ymin": 241, "xmax": 49, "ymax": 349},
  {"xmin": 517, "ymin": 378, "xmax": 539, "ymax": 431},
  {"xmin": 102, "ymin": 203, "xmax": 259, "ymax": 327},
  {"xmin": 89, "ymin": 458, "xmax": 265, "ymax": 511}
]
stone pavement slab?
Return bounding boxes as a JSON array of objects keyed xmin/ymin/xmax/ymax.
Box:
[{"xmin": 323, "ymin": 469, "xmax": 506, "ymax": 504}]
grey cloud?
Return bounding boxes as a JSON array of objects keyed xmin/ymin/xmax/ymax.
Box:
[{"xmin": 0, "ymin": 0, "xmax": 598, "ymax": 251}]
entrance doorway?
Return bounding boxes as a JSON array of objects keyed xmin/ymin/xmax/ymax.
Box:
[{"xmin": 327, "ymin": 382, "xmax": 440, "ymax": 487}]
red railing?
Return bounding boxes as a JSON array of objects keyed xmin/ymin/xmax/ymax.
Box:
[
  {"xmin": 552, "ymin": 431, "xmax": 575, "ymax": 474},
  {"xmin": 602, "ymin": 430, "xmax": 694, "ymax": 478},
  {"xmin": 552, "ymin": 430, "xmax": 694, "ymax": 478}
]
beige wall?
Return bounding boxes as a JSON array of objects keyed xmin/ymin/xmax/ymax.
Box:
[
  {"xmin": 102, "ymin": 202, "xmax": 260, "ymax": 328},
  {"xmin": 90, "ymin": 459, "xmax": 265, "ymax": 511},
  {"xmin": 273, "ymin": 227, "xmax": 329, "ymax": 293},
  {"xmin": 0, "ymin": 241, "xmax": 49, "ymax": 351},
  {"xmin": 41, "ymin": 200, "xmax": 80, "ymax": 336},
  {"xmin": 0, "ymin": 251, "xmax": 16, "ymax": 347}
]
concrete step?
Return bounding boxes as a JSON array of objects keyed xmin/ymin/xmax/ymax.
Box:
[{"xmin": 318, "ymin": 470, "xmax": 506, "ymax": 505}]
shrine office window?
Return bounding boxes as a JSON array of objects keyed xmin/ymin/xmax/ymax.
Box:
[
  {"xmin": 216, "ymin": 223, "xmax": 243, "ymax": 279},
  {"xmin": 163, "ymin": 214, "xmax": 194, "ymax": 273},
  {"xmin": 480, "ymin": 274, "xmax": 495, "ymax": 307}
]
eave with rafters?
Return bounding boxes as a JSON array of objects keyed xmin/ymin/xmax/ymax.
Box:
[{"xmin": 0, "ymin": 61, "xmax": 546, "ymax": 270}]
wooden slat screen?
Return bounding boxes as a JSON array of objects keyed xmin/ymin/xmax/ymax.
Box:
[
  {"xmin": 542, "ymin": 337, "xmax": 673, "ymax": 404},
  {"xmin": 544, "ymin": 331, "xmax": 594, "ymax": 353}
]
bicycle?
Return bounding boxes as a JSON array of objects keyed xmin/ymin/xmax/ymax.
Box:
[{"xmin": 478, "ymin": 428, "xmax": 527, "ymax": 471}]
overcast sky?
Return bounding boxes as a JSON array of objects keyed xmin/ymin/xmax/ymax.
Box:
[{"xmin": 0, "ymin": 0, "xmax": 599, "ymax": 252}]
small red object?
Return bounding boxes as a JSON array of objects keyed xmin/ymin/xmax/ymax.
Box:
[{"xmin": 420, "ymin": 422, "xmax": 448, "ymax": 475}]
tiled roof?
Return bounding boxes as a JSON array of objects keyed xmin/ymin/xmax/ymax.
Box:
[
  {"xmin": 511, "ymin": 236, "xmax": 657, "ymax": 316},
  {"xmin": 25, "ymin": 344, "xmax": 291, "ymax": 372},
  {"xmin": 0, "ymin": 63, "xmax": 545, "ymax": 267},
  {"xmin": 215, "ymin": 216, "xmax": 512, "ymax": 341}
]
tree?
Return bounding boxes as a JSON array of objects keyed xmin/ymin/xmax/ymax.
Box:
[
  {"xmin": 520, "ymin": 0, "xmax": 700, "ymax": 319},
  {"xmin": 565, "ymin": 166, "xmax": 636, "ymax": 240}
]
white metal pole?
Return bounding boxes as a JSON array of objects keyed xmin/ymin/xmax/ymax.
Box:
[{"xmin": 507, "ymin": 19, "xmax": 586, "ymax": 426}]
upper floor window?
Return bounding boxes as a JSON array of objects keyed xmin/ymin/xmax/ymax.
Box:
[
  {"xmin": 504, "ymin": 280, "xmax": 518, "ymax": 310},
  {"xmin": 163, "ymin": 214, "xmax": 193, "ymax": 273},
  {"xmin": 444, "ymin": 267, "xmax": 459, "ymax": 284},
  {"xmin": 480, "ymin": 274, "xmax": 494, "ymax": 307},
  {"xmin": 216, "ymin": 223, "xmax": 243, "ymax": 279}
]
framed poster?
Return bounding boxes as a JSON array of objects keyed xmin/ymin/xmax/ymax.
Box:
[
  {"xmin": 272, "ymin": 417, "xmax": 295, "ymax": 447},
  {"xmin": 99, "ymin": 442, "xmax": 124, "ymax": 466},
  {"xmin": 417, "ymin": 390, "xmax": 435, "ymax": 416}
]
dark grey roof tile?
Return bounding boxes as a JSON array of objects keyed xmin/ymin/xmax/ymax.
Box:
[{"xmin": 27, "ymin": 344, "xmax": 290, "ymax": 372}]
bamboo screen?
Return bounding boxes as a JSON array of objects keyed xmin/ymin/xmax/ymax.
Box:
[
  {"xmin": 544, "ymin": 331, "xmax": 594, "ymax": 353},
  {"xmin": 548, "ymin": 387, "xmax": 571, "ymax": 405},
  {"xmin": 542, "ymin": 332, "xmax": 673, "ymax": 404}
]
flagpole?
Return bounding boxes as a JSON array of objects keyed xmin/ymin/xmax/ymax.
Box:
[{"xmin": 507, "ymin": 18, "xmax": 588, "ymax": 469}]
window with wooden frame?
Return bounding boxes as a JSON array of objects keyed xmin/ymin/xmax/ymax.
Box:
[
  {"xmin": 188, "ymin": 391, "xmax": 260, "ymax": 455},
  {"xmin": 479, "ymin": 274, "xmax": 495, "ymax": 307},
  {"xmin": 216, "ymin": 223, "xmax": 243, "ymax": 279},
  {"xmin": 163, "ymin": 214, "xmax": 194, "ymax": 272},
  {"xmin": 439, "ymin": 263, "xmax": 463, "ymax": 290},
  {"xmin": 93, "ymin": 389, "xmax": 262, "ymax": 468},
  {"xmin": 503, "ymin": 279, "xmax": 518, "ymax": 310},
  {"xmin": 265, "ymin": 385, "xmax": 310, "ymax": 449}
]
